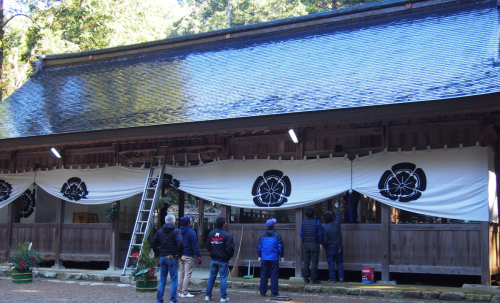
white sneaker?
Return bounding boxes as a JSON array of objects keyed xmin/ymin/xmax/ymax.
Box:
[
  {"xmin": 220, "ymin": 298, "xmax": 229, "ymax": 302},
  {"xmin": 180, "ymin": 293, "xmax": 195, "ymax": 298},
  {"xmin": 205, "ymin": 296, "xmax": 211, "ymax": 301}
]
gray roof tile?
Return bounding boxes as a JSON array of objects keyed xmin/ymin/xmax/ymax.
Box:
[{"xmin": 0, "ymin": 0, "xmax": 498, "ymax": 139}]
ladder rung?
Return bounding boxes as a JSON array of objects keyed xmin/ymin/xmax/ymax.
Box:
[
  {"xmin": 146, "ymin": 187, "xmax": 156, "ymax": 190},
  {"xmin": 139, "ymin": 209, "xmax": 151, "ymax": 212},
  {"xmin": 137, "ymin": 221, "xmax": 148, "ymax": 223},
  {"xmin": 131, "ymin": 244, "xmax": 142, "ymax": 246},
  {"xmin": 135, "ymin": 232, "xmax": 145, "ymax": 235},
  {"xmin": 148, "ymin": 177, "xmax": 158, "ymax": 179}
]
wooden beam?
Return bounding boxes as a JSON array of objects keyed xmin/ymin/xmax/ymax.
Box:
[
  {"xmin": 389, "ymin": 265, "xmax": 482, "ymax": 276},
  {"xmin": 53, "ymin": 199, "xmax": 65, "ymax": 268},
  {"xmin": 59, "ymin": 254, "xmax": 110, "ymax": 262},
  {"xmin": 381, "ymin": 203, "xmax": 390, "ymax": 281},
  {"xmin": 481, "ymin": 221, "xmax": 491, "ymax": 285},
  {"xmin": 109, "ymin": 201, "xmax": 120, "ymax": 270},
  {"xmin": 295, "ymin": 208, "xmax": 303, "ymax": 277}
]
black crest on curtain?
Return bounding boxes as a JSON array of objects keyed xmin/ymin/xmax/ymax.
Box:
[
  {"xmin": 0, "ymin": 179, "xmax": 12, "ymax": 202},
  {"xmin": 378, "ymin": 162, "xmax": 427, "ymax": 202},
  {"xmin": 20, "ymin": 189, "xmax": 36, "ymax": 218},
  {"xmin": 61, "ymin": 177, "xmax": 89, "ymax": 201},
  {"xmin": 251, "ymin": 170, "xmax": 291, "ymax": 207},
  {"xmin": 161, "ymin": 174, "xmax": 180, "ymax": 196}
]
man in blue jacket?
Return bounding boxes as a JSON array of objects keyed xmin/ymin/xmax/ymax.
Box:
[
  {"xmin": 323, "ymin": 201, "xmax": 344, "ymax": 283},
  {"xmin": 257, "ymin": 218, "xmax": 284, "ymax": 297},
  {"xmin": 178, "ymin": 216, "xmax": 202, "ymax": 298},
  {"xmin": 300, "ymin": 207, "xmax": 323, "ymax": 284}
]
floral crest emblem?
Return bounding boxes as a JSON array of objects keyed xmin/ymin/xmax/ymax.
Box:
[
  {"xmin": 0, "ymin": 179, "xmax": 12, "ymax": 202},
  {"xmin": 20, "ymin": 189, "xmax": 36, "ymax": 218},
  {"xmin": 61, "ymin": 177, "xmax": 89, "ymax": 201},
  {"xmin": 378, "ymin": 162, "xmax": 427, "ymax": 202},
  {"xmin": 251, "ymin": 170, "xmax": 291, "ymax": 207}
]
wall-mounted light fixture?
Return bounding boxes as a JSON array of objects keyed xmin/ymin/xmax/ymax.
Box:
[
  {"xmin": 288, "ymin": 129, "xmax": 299, "ymax": 144},
  {"xmin": 51, "ymin": 147, "xmax": 62, "ymax": 159}
]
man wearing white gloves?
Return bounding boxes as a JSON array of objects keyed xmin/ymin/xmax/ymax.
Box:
[
  {"xmin": 323, "ymin": 201, "xmax": 344, "ymax": 283},
  {"xmin": 257, "ymin": 218, "xmax": 284, "ymax": 297}
]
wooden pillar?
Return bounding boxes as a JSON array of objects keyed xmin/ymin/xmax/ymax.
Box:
[
  {"xmin": 295, "ymin": 207, "xmax": 303, "ymax": 277},
  {"xmin": 178, "ymin": 190, "xmax": 185, "ymax": 227},
  {"xmin": 381, "ymin": 203, "xmax": 391, "ymax": 281},
  {"xmin": 5, "ymin": 203, "xmax": 14, "ymax": 262},
  {"xmin": 109, "ymin": 201, "xmax": 120, "ymax": 270},
  {"xmin": 198, "ymin": 199, "xmax": 204, "ymax": 237},
  {"xmin": 481, "ymin": 221, "xmax": 491, "ymax": 286},
  {"xmin": 53, "ymin": 199, "xmax": 65, "ymax": 268}
]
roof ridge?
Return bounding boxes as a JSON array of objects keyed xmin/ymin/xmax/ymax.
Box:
[{"xmin": 41, "ymin": 0, "xmax": 474, "ymax": 68}]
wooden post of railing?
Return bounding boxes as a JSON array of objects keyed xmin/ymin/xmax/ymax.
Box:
[
  {"xmin": 5, "ymin": 202, "xmax": 14, "ymax": 261},
  {"xmin": 178, "ymin": 190, "xmax": 185, "ymax": 227},
  {"xmin": 198, "ymin": 199, "xmax": 204, "ymax": 237},
  {"xmin": 381, "ymin": 203, "xmax": 390, "ymax": 281},
  {"xmin": 53, "ymin": 199, "xmax": 65, "ymax": 268},
  {"xmin": 109, "ymin": 201, "xmax": 120, "ymax": 270},
  {"xmin": 481, "ymin": 221, "xmax": 491, "ymax": 286},
  {"xmin": 295, "ymin": 207, "xmax": 303, "ymax": 277}
]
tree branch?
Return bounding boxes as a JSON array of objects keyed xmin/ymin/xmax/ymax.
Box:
[{"xmin": 3, "ymin": 14, "xmax": 41, "ymax": 30}]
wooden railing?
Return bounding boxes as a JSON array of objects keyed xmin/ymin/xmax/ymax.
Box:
[{"xmin": 227, "ymin": 221, "xmax": 485, "ymax": 279}]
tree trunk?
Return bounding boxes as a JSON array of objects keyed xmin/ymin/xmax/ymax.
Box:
[{"xmin": 226, "ymin": 0, "xmax": 231, "ymax": 28}]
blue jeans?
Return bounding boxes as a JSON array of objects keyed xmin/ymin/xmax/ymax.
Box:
[
  {"xmin": 259, "ymin": 260, "xmax": 279, "ymax": 295},
  {"xmin": 157, "ymin": 256, "xmax": 179, "ymax": 303},
  {"xmin": 205, "ymin": 260, "xmax": 229, "ymax": 299},
  {"xmin": 326, "ymin": 244, "xmax": 344, "ymax": 281}
]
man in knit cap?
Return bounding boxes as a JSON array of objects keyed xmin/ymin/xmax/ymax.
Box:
[
  {"xmin": 257, "ymin": 218, "xmax": 284, "ymax": 297},
  {"xmin": 178, "ymin": 216, "xmax": 202, "ymax": 298}
]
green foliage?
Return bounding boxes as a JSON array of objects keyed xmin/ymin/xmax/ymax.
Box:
[
  {"xmin": 105, "ymin": 207, "xmax": 119, "ymax": 219},
  {"xmin": 7, "ymin": 238, "xmax": 43, "ymax": 271},
  {"xmin": 129, "ymin": 239, "xmax": 158, "ymax": 281},
  {"xmin": 2, "ymin": 0, "xmax": 381, "ymax": 98}
]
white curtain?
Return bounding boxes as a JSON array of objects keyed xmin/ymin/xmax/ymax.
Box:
[
  {"xmin": 165, "ymin": 157, "xmax": 352, "ymax": 209},
  {"xmin": 35, "ymin": 166, "xmax": 149, "ymax": 204},
  {"xmin": 352, "ymin": 146, "xmax": 497, "ymax": 222},
  {"xmin": 0, "ymin": 172, "xmax": 35, "ymax": 209}
]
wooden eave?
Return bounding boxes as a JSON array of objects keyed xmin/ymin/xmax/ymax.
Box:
[{"xmin": 0, "ymin": 92, "xmax": 498, "ymax": 152}]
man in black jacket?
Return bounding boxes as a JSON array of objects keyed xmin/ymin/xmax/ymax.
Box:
[
  {"xmin": 152, "ymin": 214, "xmax": 184, "ymax": 303},
  {"xmin": 323, "ymin": 201, "xmax": 344, "ymax": 283},
  {"xmin": 205, "ymin": 217, "xmax": 235, "ymax": 303}
]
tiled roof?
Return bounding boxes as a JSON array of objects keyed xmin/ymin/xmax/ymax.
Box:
[{"xmin": 0, "ymin": 0, "xmax": 498, "ymax": 139}]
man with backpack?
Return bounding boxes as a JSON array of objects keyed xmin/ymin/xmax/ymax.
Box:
[
  {"xmin": 205, "ymin": 217, "xmax": 235, "ymax": 302},
  {"xmin": 152, "ymin": 214, "xmax": 184, "ymax": 303},
  {"xmin": 257, "ymin": 218, "xmax": 284, "ymax": 297}
]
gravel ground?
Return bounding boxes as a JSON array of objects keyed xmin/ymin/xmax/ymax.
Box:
[{"xmin": 0, "ymin": 278, "xmax": 441, "ymax": 303}]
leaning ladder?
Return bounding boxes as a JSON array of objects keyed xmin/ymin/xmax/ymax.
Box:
[{"xmin": 122, "ymin": 145, "xmax": 169, "ymax": 276}]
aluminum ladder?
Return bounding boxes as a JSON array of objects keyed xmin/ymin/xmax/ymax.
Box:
[{"xmin": 122, "ymin": 145, "xmax": 168, "ymax": 276}]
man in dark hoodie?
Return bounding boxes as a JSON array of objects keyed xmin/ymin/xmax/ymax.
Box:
[
  {"xmin": 152, "ymin": 214, "xmax": 184, "ymax": 303},
  {"xmin": 323, "ymin": 200, "xmax": 344, "ymax": 283},
  {"xmin": 178, "ymin": 216, "xmax": 202, "ymax": 298},
  {"xmin": 257, "ymin": 218, "xmax": 284, "ymax": 297},
  {"xmin": 205, "ymin": 217, "xmax": 235, "ymax": 303}
]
